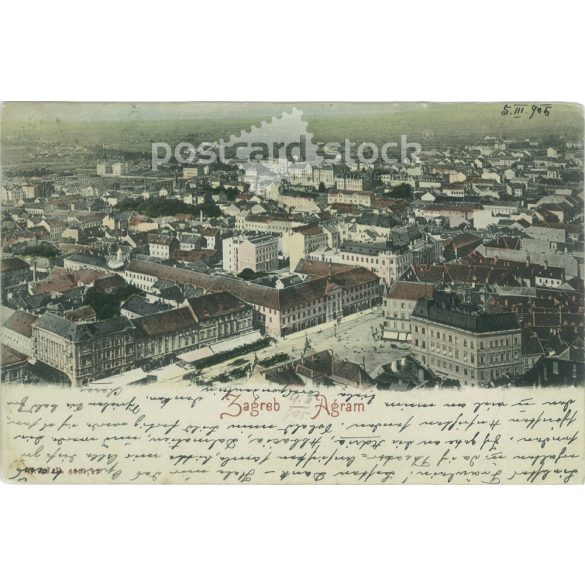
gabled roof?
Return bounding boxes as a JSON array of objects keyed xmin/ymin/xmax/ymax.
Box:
[
  {"xmin": 1, "ymin": 257, "xmax": 29, "ymax": 272},
  {"xmin": 132, "ymin": 307, "xmax": 196, "ymax": 337},
  {"xmin": 3, "ymin": 310, "xmax": 38, "ymax": 337},
  {"xmin": 35, "ymin": 312, "xmax": 133, "ymax": 342},
  {"xmin": 386, "ymin": 281, "xmax": 435, "ymax": 301},
  {"xmin": 121, "ymin": 295, "xmax": 172, "ymax": 316},
  {"xmin": 412, "ymin": 298, "xmax": 520, "ymax": 333},
  {"xmin": 63, "ymin": 305, "xmax": 97, "ymax": 321},
  {"xmin": 1, "ymin": 345, "xmax": 28, "ymax": 366},
  {"xmin": 125, "ymin": 260, "xmax": 378, "ymax": 311},
  {"xmin": 187, "ymin": 292, "xmax": 247, "ymax": 321}
]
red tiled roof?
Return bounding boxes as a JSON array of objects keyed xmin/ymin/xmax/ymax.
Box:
[{"xmin": 387, "ymin": 281, "xmax": 435, "ymax": 301}]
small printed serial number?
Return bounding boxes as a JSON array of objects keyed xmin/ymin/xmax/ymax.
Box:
[{"xmin": 501, "ymin": 103, "xmax": 552, "ymax": 119}]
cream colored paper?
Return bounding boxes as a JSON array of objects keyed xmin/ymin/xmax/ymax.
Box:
[{"xmin": 1, "ymin": 383, "xmax": 583, "ymax": 484}]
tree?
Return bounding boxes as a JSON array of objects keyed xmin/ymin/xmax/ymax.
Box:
[
  {"xmin": 20, "ymin": 242, "xmax": 59, "ymax": 258},
  {"xmin": 238, "ymin": 268, "xmax": 267, "ymax": 281},
  {"xmin": 387, "ymin": 183, "xmax": 413, "ymax": 200},
  {"xmin": 117, "ymin": 195, "xmax": 221, "ymax": 219},
  {"xmin": 85, "ymin": 284, "xmax": 142, "ymax": 320}
]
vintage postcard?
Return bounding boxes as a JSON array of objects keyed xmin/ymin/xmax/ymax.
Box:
[{"xmin": 1, "ymin": 101, "xmax": 584, "ymax": 484}]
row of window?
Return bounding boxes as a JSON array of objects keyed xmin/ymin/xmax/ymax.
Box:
[{"xmin": 415, "ymin": 325, "xmax": 520, "ymax": 349}]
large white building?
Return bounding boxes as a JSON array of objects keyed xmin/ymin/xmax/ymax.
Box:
[
  {"xmin": 147, "ymin": 234, "xmax": 178, "ymax": 259},
  {"xmin": 328, "ymin": 190, "xmax": 373, "ymax": 207},
  {"xmin": 222, "ymin": 234, "xmax": 279, "ymax": 274},
  {"xmin": 284, "ymin": 226, "xmax": 329, "ymax": 270},
  {"xmin": 410, "ymin": 292, "xmax": 523, "ymax": 387},
  {"xmin": 307, "ymin": 229, "xmax": 442, "ymax": 286}
]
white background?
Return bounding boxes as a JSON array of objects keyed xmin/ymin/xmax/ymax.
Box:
[{"xmin": 1, "ymin": 1, "xmax": 583, "ymax": 584}]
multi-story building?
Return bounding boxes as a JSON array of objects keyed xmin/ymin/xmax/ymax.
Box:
[
  {"xmin": 2, "ymin": 310, "xmax": 38, "ymax": 356},
  {"xmin": 111, "ymin": 162, "xmax": 129, "ymax": 176},
  {"xmin": 307, "ymin": 229, "xmax": 442, "ymax": 286},
  {"xmin": 383, "ymin": 281, "xmax": 435, "ymax": 342},
  {"xmin": 29, "ymin": 289, "xmax": 255, "ymax": 380},
  {"xmin": 222, "ymin": 234, "xmax": 278, "ymax": 274},
  {"xmin": 235, "ymin": 213, "xmax": 306, "ymax": 241},
  {"xmin": 410, "ymin": 292, "xmax": 522, "ymax": 387},
  {"xmin": 335, "ymin": 176, "xmax": 364, "ymax": 191},
  {"xmin": 246, "ymin": 265, "xmax": 381, "ymax": 338},
  {"xmin": 133, "ymin": 306, "xmax": 200, "ymax": 364},
  {"xmin": 102, "ymin": 211, "xmax": 133, "ymax": 232},
  {"xmin": 33, "ymin": 313, "xmax": 136, "ymax": 385},
  {"xmin": 413, "ymin": 202, "xmax": 481, "ymax": 228},
  {"xmin": 182, "ymin": 166, "xmax": 199, "ymax": 179},
  {"xmin": 124, "ymin": 259, "xmax": 380, "ymax": 338},
  {"xmin": 288, "ymin": 164, "xmax": 335, "ymax": 188},
  {"xmin": 187, "ymin": 292, "xmax": 253, "ymax": 345},
  {"xmin": 328, "ymin": 190, "xmax": 372, "ymax": 207},
  {"xmin": 285, "ymin": 225, "xmax": 329, "ymax": 270},
  {"xmin": 96, "ymin": 162, "xmax": 111, "ymax": 176},
  {"xmin": 63, "ymin": 253, "xmax": 108, "ymax": 272},
  {"xmin": 147, "ymin": 234, "xmax": 179, "ymax": 259}
]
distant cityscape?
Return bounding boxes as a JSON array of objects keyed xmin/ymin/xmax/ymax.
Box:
[{"xmin": 1, "ymin": 104, "xmax": 584, "ymax": 390}]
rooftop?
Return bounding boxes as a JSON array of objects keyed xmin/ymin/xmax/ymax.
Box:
[
  {"xmin": 386, "ymin": 281, "xmax": 435, "ymax": 301},
  {"xmin": 1, "ymin": 345, "xmax": 28, "ymax": 367},
  {"xmin": 34, "ymin": 312, "xmax": 133, "ymax": 342},
  {"xmin": 187, "ymin": 292, "xmax": 248, "ymax": 321},
  {"xmin": 412, "ymin": 295, "xmax": 520, "ymax": 333},
  {"xmin": 1, "ymin": 257, "xmax": 29, "ymax": 272},
  {"xmin": 3, "ymin": 310, "xmax": 38, "ymax": 337},
  {"xmin": 132, "ymin": 307, "xmax": 197, "ymax": 337}
]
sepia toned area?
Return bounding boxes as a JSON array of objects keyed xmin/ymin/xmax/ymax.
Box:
[
  {"xmin": 1, "ymin": 384, "xmax": 584, "ymax": 484},
  {"xmin": 1, "ymin": 102, "xmax": 584, "ymax": 484}
]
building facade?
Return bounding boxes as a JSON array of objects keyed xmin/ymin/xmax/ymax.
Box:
[
  {"xmin": 307, "ymin": 231, "xmax": 442, "ymax": 285},
  {"xmin": 133, "ymin": 306, "xmax": 200, "ymax": 364},
  {"xmin": 222, "ymin": 234, "xmax": 278, "ymax": 274},
  {"xmin": 33, "ymin": 313, "xmax": 136, "ymax": 385},
  {"xmin": 187, "ymin": 292, "xmax": 253, "ymax": 345},
  {"xmin": 410, "ymin": 293, "xmax": 522, "ymax": 387},
  {"xmin": 383, "ymin": 282, "xmax": 435, "ymax": 342},
  {"xmin": 328, "ymin": 190, "xmax": 372, "ymax": 207},
  {"xmin": 147, "ymin": 234, "xmax": 179, "ymax": 259},
  {"xmin": 2, "ymin": 310, "xmax": 38, "ymax": 356},
  {"xmin": 285, "ymin": 226, "xmax": 329, "ymax": 271}
]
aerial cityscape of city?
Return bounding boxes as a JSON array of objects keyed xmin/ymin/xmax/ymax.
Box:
[{"xmin": 1, "ymin": 102, "xmax": 583, "ymax": 390}]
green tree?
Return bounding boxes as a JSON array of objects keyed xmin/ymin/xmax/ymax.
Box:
[
  {"xmin": 387, "ymin": 183, "xmax": 413, "ymax": 199},
  {"xmin": 85, "ymin": 284, "xmax": 142, "ymax": 320},
  {"xmin": 20, "ymin": 242, "xmax": 59, "ymax": 258},
  {"xmin": 237, "ymin": 268, "xmax": 267, "ymax": 281}
]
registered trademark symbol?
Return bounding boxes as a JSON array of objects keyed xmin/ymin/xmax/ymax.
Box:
[{"xmin": 422, "ymin": 129, "xmax": 433, "ymax": 140}]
